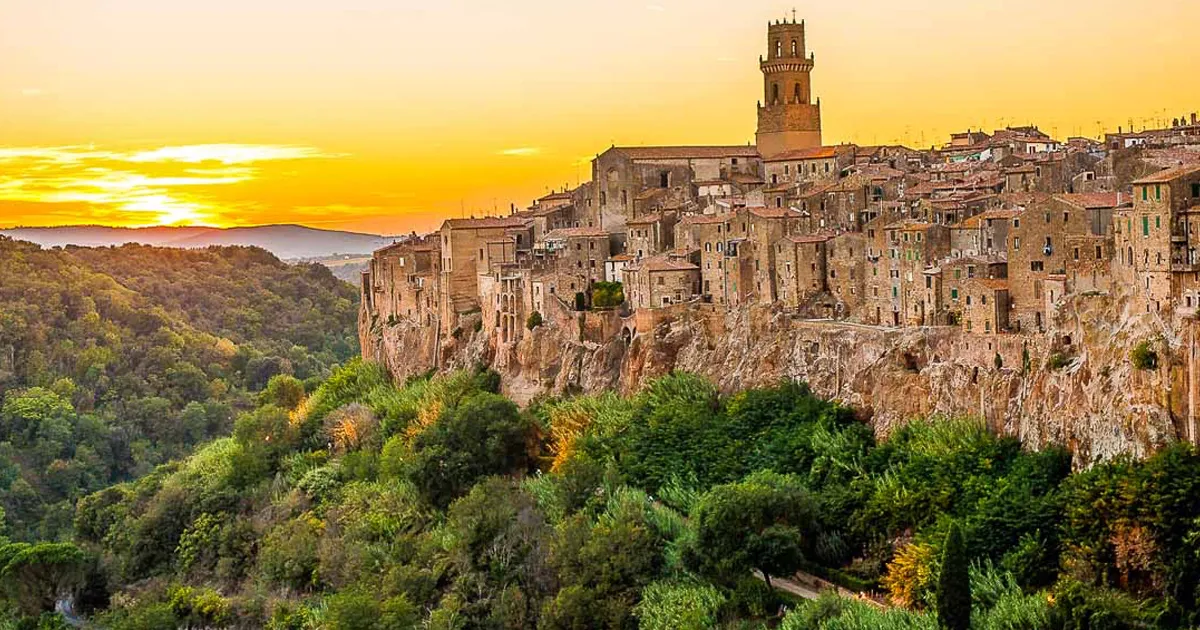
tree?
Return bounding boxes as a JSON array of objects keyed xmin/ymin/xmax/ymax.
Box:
[
  {"xmin": 261, "ymin": 374, "xmax": 306, "ymax": 410},
  {"xmin": 0, "ymin": 542, "xmax": 89, "ymax": 617},
  {"xmin": 684, "ymin": 471, "xmax": 817, "ymax": 590},
  {"xmin": 526, "ymin": 311, "xmax": 543, "ymax": 330},
  {"xmin": 409, "ymin": 393, "xmax": 531, "ymax": 508},
  {"xmin": 936, "ymin": 522, "xmax": 971, "ymax": 630}
]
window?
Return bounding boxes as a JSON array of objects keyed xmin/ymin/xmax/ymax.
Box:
[
  {"xmin": 657, "ymin": 276, "xmax": 664, "ymax": 285},
  {"xmin": 1142, "ymin": 186, "xmax": 1148, "ymax": 201},
  {"xmin": 1156, "ymin": 216, "xmax": 1161, "ymax": 229},
  {"xmin": 1073, "ymin": 247, "xmax": 1080, "ymax": 261},
  {"xmin": 1031, "ymin": 261, "xmax": 1044, "ymax": 271},
  {"xmin": 1013, "ymin": 218, "xmax": 1020, "ymax": 228},
  {"xmin": 1096, "ymin": 245, "xmax": 1103, "ymax": 259},
  {"xmin": 1014, "ymin": 237, "xmax": 1021, "ymax": 250},
  {"xmin": 1063, "ymin": 212, "xmax": 1070, "ymax": 223},
  {"xmin": 791, "ymin": 39, "xmax": 797, "ymax": 55},
  {"xmin": 1143, "ymin": 216, "xmax": 1150, "ymax": 236},
  {"xmin": 660, "ymin": 171, "xmax": 669, "ymax": 188},
  {"xmin": 892, "ymin": 286, "xmax": 898, "ymax": 297},
  {"xmin": 982, "ymin": 295, "xmax": 988, "ymax": 305},
  {"xmin": 967, "ymin": 296, "xmax": 972, "ymax": 306},
  {"xmin": 1156, "ymin": 185, "xmax": 1162, "ymax": 200},
  {"xmin": 1193, "ymin": 183, "xmax": 1200, "ymax": 198},
  {"xmin": 925, "ymin": 276, "xmax": 931, "ymax": 289},
  {"xmin": 775, "ymin": 40, "xmax": 782, "ymax": 58},
  {"xmin": 951, "ymin": 288, "xmax": 959, "ymax": 300}
]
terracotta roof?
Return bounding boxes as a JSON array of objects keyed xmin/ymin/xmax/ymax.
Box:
[
  {"xmin": 764, "ymin": 145, "xmax": 842, "ymax": 162},
  {"xmin": 970, "ymin": 278, "xmax": 1010, "ymax": 291},
  {"xmin": 537, "ymin": 191, "xmax": 572, "ymax": 201},
  {"xmin": 783, "ymin": 234, "xmax": 832, "ymax": 244},
  {"xmin": 1133, "ymin": 164, "xmax": 1200, "ymax": 184},
  {"xmin": 679, "ymin": 213, "xmax": 731, "ymax": 226},
  {"xmin": 607, "ymin": 253, "xmax": 635, "ymax": 262},
  {"xmin": 730, "ymin": 173, "xmax": 765, "ymax": 184},
  {"xmin": 750, "ymin": 207, "xmax": 804, "ymax": 220},
  {"xmin": 611, "ymin": 145, "xmax": 760, "ymax": 160},
  {"xmin": 1056, "ymin": 192, "xmax": 1123, "ymax": 210},
  {"xmin": 635, "ymin": 255, "xmax": 700, "ymax": 273},
  {"xmin": 543, "ymin": 227, "xmax": 609, "ymax": 240},
  {"xmin": 627, "ymin": 213, "xmax": 666, "ymax": 225},
  {"xmin": 442, "ymin": 217, "xmax": 526, "ymax": 230}
]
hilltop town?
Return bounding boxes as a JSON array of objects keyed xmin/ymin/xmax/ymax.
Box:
[{"xmin": 360, "ymin": 17, "xmax": 1200, "ymax": 459}]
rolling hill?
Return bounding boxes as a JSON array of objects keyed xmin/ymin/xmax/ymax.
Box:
[{"xmin": 0, "ymin": 224, "xmax": 399, "ymax": 260}]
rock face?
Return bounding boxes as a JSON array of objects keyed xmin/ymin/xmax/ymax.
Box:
[{"xmin": 361, "ymin": 288, "xmax": 1191, "ymax": 466}]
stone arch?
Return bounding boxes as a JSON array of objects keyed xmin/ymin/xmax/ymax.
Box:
[{"xmin": 622, "ymin": 325, "xmax": 634, "ymax": 344}]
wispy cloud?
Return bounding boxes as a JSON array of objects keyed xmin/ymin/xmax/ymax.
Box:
[
  {"xmin": 0, "ymin": 143, "xmax": 342, "ymax": 227},
  {"xmin": 19, "ymin": 88, "xmax": 45, "ymax": 97},
  {"xmin": 497, "ymin": 147, "xmax": 541, "ymax": 157}
]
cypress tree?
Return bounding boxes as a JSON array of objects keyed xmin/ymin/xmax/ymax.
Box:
[{"xmin": 936, "ymin": 522, "xmax": 971, "ymax": 630}]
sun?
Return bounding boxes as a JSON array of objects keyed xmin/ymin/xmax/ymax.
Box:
[{"xmin": 118, "ymin": 193, "xmax": 211, "ymax": 226}]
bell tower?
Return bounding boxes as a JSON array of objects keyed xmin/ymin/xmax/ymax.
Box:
[{"xmin": 755, "ymin": 16, "xmax": 822, "ymax": 158}]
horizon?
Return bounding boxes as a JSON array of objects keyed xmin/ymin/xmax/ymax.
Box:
[{"xmin": 1, "ymin": 0, "xmax": 1197, "ymax": 235}]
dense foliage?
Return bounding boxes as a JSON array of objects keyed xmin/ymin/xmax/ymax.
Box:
[
  {"xmin": 3, "ymin": 351, "xmax": 1200, "ymax": 627},
  {"xmin": 0, "ymin": 238, "xmax": 359, "ymax": 541}
]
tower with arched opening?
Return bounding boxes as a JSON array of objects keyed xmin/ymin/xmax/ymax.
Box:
[{"xmin": 756, "ymin": 17, "xmax": 822, "ymax": 158}]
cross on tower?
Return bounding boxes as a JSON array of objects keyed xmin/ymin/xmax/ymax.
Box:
[{"xmin": 791, "ymin": 8, "xmax": 796, "ymax": 22}]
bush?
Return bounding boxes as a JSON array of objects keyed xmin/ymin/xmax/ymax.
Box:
[
  {"xmin": 1131, "ymin": 340, "xmax": 1158, "ymax": 370},
  {"xmin": 527, "ymin": 311, "xmax": 543, "ymax": 330},
  {"xmin": 1045, "ymin": 352, "xmax": 1073, "ymax": 371},
  {"xmin": 592, "ymin": 282, "xmax": 625, "ymax": 310}
]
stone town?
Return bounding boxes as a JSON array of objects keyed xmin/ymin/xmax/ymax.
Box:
[{"xmin": 360, "ymin": 17, "xmax": 1200, "ymax": 399}]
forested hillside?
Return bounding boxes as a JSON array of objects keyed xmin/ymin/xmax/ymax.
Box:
[
  {"xmin": 0, "ymin": 238, "xmax": 359, "ymax": 541},
  {"xmin": 7, "ymin": 362, "xmax": 1200, "ymax": 629}
]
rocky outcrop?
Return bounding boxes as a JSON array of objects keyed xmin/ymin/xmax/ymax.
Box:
[{"xmin": 361, "ymin": 289, "xmax": 1189, "ymax": 466}]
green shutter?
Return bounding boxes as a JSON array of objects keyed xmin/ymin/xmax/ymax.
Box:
[{"xmin": 1143, "ymin": 216, "xmax": 1149, "ymax": 236}]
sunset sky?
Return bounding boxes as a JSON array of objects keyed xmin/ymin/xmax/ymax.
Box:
[{"xmin": 2, "ymin": 0, "xmax": 1197, "ymax": 235}]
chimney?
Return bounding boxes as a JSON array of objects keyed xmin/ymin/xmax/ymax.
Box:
[{"xmin": 1193, "ymin": 113, "xmax": 1198, "ymax": 126}]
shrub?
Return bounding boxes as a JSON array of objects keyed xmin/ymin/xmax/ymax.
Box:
[
  {"xmin": 592, "ymin": 282, "xmax": 625, "ymax": 310},
  {"xmin": 1131, "ymin": 340, "xmax": 1158, "ymax": 370},
  {"xmin": 1045, "ymin": 352, "xmax": 1072, "ymax": 371},
  {"xmin": 527, "ymin": 311, "xmax": 543, "ymax": 330}
]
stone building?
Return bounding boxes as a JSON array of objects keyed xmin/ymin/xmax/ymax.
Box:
[
  {"xmin": 540, "ymin": 227, "xmax": 611, "ymax": 302},
  {"xmin": 438, "ymin": 217, "xmax": 526, "ymax": 328},
  {"xmin": 775, "ymin": 234, "xmax": 829, "ymax": 308},
  {"xmin": 591, "ymin": 146, "xmax": 761, "ymax": 234},
  {"xmin": 756, "ymin": 17, "xmax": 823, "ymax": 157},
  {"xmin": 626, "ymin": 212, "xmax": 678, "ymax": 260},
  {"xmin": 623, "ymin": 253, "xmax": 702, "ymax": 309},
  {"xmin": 1114, "ymin": 165, "xmax": 1200, "ymax": 312}
]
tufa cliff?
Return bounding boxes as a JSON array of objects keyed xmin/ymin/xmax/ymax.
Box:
[{"xmin": 361, "ymin": 286, "xmax": 1192, "ymax": 466}]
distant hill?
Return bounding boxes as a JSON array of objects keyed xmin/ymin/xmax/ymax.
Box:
[{"xmin": 0, "ymin": 224, "xmax": 399, "ymax": 260}]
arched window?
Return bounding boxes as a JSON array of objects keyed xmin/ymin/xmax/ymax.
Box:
[
  {"xmin": 772, "ymin": 83, "xmax": 779, "ymax": 104},
  {"xmin": 793, "ymin": 83, "xmax": 802, "ymax": 103},
  {"xmin": 791, "ymin": 40, "xmax": 798, "ymax": 56},
  {"xmin": 775, "ymin": 40, "xmax": 782, "ymax": 58}
]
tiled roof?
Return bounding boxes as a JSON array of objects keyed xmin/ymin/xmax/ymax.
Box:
[
  {"xmin": 783, "ymin": 233, "xmax": 832, "ymax": 244},
  {"xmin": 611, "ymin": 145, "xmax": 761, "ymax": 160},
  {"xmin": 750, "ymin": 207, "xmax": 804, "ymax": 220},
  {"xmin": 1133, "ymin": 164, "xmax": 1200, "ymax": 184},
  {"xmin": 442, "ymin": 217, "xmax": 527, "ymax": 230},
  {"xmin": 1056, "ymin": 192, "xmax": 1123, "ymax": 210},
  {"xmin": 542, "ymin": 227, "xmax": 609, "ymax": 240},
  {"xmin": 764, "ymin": 145, "xmax": 842, "ymax": 161}
]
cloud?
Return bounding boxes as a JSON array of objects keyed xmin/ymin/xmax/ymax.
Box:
[
  {"xmin": 0, "ymin": 143, "xmax": 342, "ymax": 227},
  {"xmin": 497, "ymin": 147, "xmax": 541, "ymax": 157},
  {"xmin": 19, "ymin": 88, "xmax": 45, "ymax": 97}
]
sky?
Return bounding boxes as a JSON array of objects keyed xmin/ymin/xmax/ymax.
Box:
[{"xmin": 1, "ymin": 0, "xmax": 1197, "ymax": 235}]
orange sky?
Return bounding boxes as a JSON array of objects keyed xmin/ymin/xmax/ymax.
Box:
[{"xmin": 1, "ymin": 0, "xmax": 1197, "ymax": 235}]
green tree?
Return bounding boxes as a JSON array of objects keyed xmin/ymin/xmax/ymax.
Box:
[
  {"xmin": 0, "ymin": 542, "xmax": 89, "ymax": 617},
  {"xmin": 262, "ymin": 374, "xmax": 306, "ymax": 410},
  {"xmin": 936, "ymin": 522, "xmax": 970, "ymax": 630},
  {"xmin": 409, "ymin": 394, "xmax": 531, "ymax": 507},
  {"xmin": 684, "ymin": 471, "xmax": 817, "ymax": 590}
]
